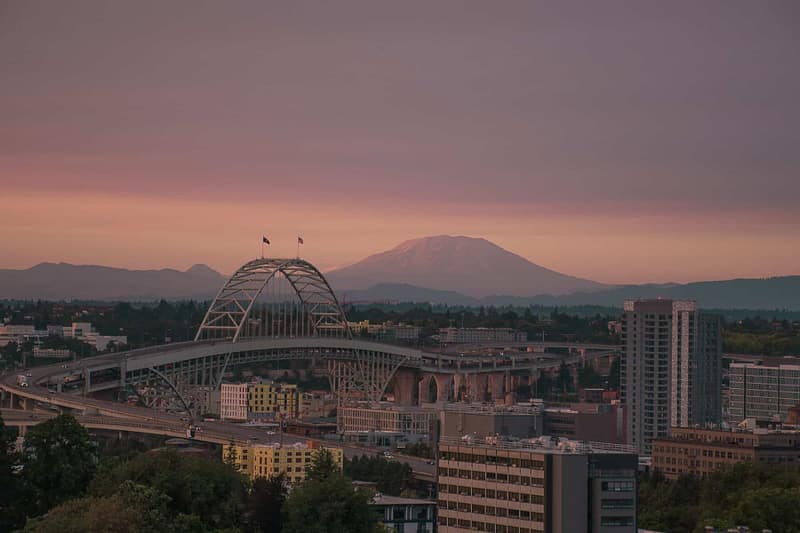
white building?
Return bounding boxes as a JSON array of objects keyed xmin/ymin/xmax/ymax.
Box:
[
  {"xmin": 220, "ymin": 382, "xmax": 249, "ymax": 421},
  {"xmin": 438, "ymin": 327, "xmax": 527, "ymax": 344}
]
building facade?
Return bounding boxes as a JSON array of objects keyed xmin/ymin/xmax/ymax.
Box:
[
  {"xmin": 652, "ymin": 426, "xmax": 800, "ymax": 479},
  {"xmin": 439, "ymin": 404, "xmax": 543, "ymax": 440},
  {"xmin": 543, "ymin": 403, "xmax": 626, "ymax": 444},
  {"xmin": 439, "ymin": 327, "xmax": 527, "ymax": 344},
  {"xmin": 223, "ymin": 441, "xmax": 344, "ymax": 484},
  {"xmin": 220, "ymin": 382, "xmax": 249, "ymax": 421},
  {"xmin": 670, "ymin": 301, "xmax": 722, "ymax": 428},
  {"xmin": 437, "ymin": 436, "xmax": 637, "ymax": 533},
  {"xmin": 371, "ymin": 494, "xmax": 436, "ymax": 533},
  {"xmin": 337, "ymin": 405, "xmax": 437, "ymax": 439},
  {"xmin": 248, "ymin": 381, "xmax": 299, "ymax": 418},
  {"xmin": 729, "ymin": 359, "xmax": 800, "ymax": 423},
  {"xmin": 621, "ymin": 299, "xmax": 721, "ymax": 455}
]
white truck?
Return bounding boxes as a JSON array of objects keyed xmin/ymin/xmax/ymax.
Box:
[{"xmin": 16, "ymin": 374, "xmax": 29, "ymax": 387}]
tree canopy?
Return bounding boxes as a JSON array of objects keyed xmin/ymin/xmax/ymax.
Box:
[
  {"xmin": 22, "ymin": 414, "xmax": 97, "ymax": 516},
  {"xmin": 283, "ymin": 449, "xmax": 381, "ymax": 533},
  {"xmin": 639, "ymin": 463, "xmax": 800, "ymax": 533}
]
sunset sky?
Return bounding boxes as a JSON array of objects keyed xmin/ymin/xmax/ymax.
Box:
[{"xmin": 1, "ymin": 1, "xmax": 798, "ymax": 284}]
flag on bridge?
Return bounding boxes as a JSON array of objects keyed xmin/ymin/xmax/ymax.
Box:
[
  {"xmin": 262, "ymin": 236, "xmax": 270, "ymax": 245},
  {"xmin": 297, "ymin": 235, "xmax": 304, "ymax": 245}
]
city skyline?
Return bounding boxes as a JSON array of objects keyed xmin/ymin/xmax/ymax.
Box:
[{"xmin": 2, "ymin": 1, "xmax": 799, "ymax": 283}]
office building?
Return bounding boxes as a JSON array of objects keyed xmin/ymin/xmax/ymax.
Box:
[
  {"xmin": 543, "ymin": 403, "xmax": 626, "ymax": 444},
  {"xmin": 220, "ymin": 382, "xmax": 249, "ymax": 421},
  {"xmin": 248, "ymin": 380, "xmax": 299, "ymax": 418},
  {"xmin": 437, "ymin": 436, "xmax": 637, "ymax": 533},
  {"xmin": 652, "ymin": 426, "xmax": 800, "ymax": 479},
  {"xmin": 621, "ymin": 299, "xmax": 721, "ymax": 455},
  {"xmin": 729, "ymin": 358, "xmax": 800, "ymax": 423},
  {"xmin": 222, "ymin": 441, "xmax": 343, "ymax": 484},
  {"xmin": 338, "ymin": 405, "xmax": 437, "ymax": 441},
  {"xmin": 371, "ymin": 494, "xmax": 436, "ymax": 533},
  {"xmin": 439, "ymin": 403, "xmax": 543, "ymax": 440}
]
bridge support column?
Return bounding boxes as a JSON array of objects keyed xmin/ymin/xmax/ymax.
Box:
[
  {"xmin": 433, "ymin": 374, "xmax": 452, "ymax": 403},
  {"xmin": 418, "ymin": 374, "xmax": 433, "ymax": 404},
  {"xmin": 18, "ymin": 425, "xmax": 27, "ymax": 438},
  {"xmin": 467, "ymin": 374, "xmax": 488, "ymax": 403},
  {"xmin": 488, "ymin": 372, "xmax": 505, "ymax": 402},
  {"xmin": 453, "ymin": 374, "xmax": 465, "ymax": 402},
  {"xmin": 391, "ymin": 368, "xmax": 418, "ymax": 406},
  {"xmin": 504, "ymin": 372, "xmax": 516, "ymax": 406},
  {"xmin": 22, "ymin": 397, "xmax": 33, "ymax": 411}
]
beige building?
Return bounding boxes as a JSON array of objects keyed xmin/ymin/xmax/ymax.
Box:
[
  {"xmin": 223, "ymin": 441, "xmax": 344, "ymax": 484},
  {"xmin": 652, "ymin": 426, "xmax": 800, "ymax": 479},
  {"xmin": 220, "ymin": 382, "xmax": 248, "ymax": 421},
  {"xmin": 437, "ymin": 436, "xmax": 637, "ymax": 533}
]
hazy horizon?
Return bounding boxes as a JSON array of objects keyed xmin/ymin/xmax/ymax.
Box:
[{"xmin": 2, "ymin": 1, "xmax": 798, "ymax": 284}]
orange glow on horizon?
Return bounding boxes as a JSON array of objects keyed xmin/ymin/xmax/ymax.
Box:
[{"xmin": 0, "ymin": 190, "xmax": 797, "ymax": 285}]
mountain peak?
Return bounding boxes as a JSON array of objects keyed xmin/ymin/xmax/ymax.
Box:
[
  {"xmin": 326, "ymin": 235, "xmax": 605, "ymax": 298},
  {"xmin": 186, "ymin": 264, "xmax": 221, "ymax": 277}
]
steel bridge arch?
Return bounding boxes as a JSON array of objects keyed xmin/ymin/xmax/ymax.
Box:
[{"xmin": 195, "ymin": 258, "xmax": 351, "ymax": 341}]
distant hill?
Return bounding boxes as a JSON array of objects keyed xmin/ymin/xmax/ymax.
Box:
[
  {"xmin": 342, "ymin": 277, "xmax": 800, "ymax": 310},
  {"xmin": 528, "ymin": 276, "xmax": 800, "ymax": 310},
  {"xmin": 326, "ymin": 235, "xmax": 606, "ymax": 298},
  {"xmin": 0, "ymin": 262, "xmax": 225, "ymax": 301}
]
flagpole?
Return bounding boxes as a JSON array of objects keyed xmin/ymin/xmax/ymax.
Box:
[{"xmin": 296, "ymin": 236, "xmax": 300, "ymax": 259}]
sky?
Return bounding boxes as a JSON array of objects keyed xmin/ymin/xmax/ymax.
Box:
[{"xmin": 1, "ymin": 1, "xmax": 798, "ymax": 284}]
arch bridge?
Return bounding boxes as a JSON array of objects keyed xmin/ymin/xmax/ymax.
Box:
[
  {"xmin": 53, "ymin": 258, "xmax": 423, "ymax": 406},
  {"xmin": 3, "ymin": 257, "xmax": 619, "ymax": 411}
]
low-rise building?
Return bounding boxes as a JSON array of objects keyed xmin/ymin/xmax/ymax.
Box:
[
  {"xmin": 439, "ymin": 403, "xmax": 543, "ymax": 440},
  {"xmin": 543, "ymin": 403, "xmax": 626, "ymax": 444},
  {"xmin": 729, "ymin": 358, "xmax": 800, "ymax": 423},
  {"xmin": 652, "ymin": 426, "xmax": 800, "ymax": 479},
  {"xmin": 371, "ymin": 494, "xmax": 436, "ymax": 533},
  {"xmin": 437, "ymin": 436, "xmax": 638, "ymax": 533},
  {"xmin": 439, "ymin": 327, "xmax": 527, "ymax": 344},
  {"xmin": 248, "ymin": 380, "xmax": 299, "ymax": 418},
  {"xmin": 223, "ymin": 441, "xmax": 344, "ymax": 484},
  {"xmin": 338, "ymin": 405, "xmax": 437, "ymax": 442},
  {"xmin": 32, "ymin": 347, "xmax": 72, "ymax": 359},
  {"xmin": 220, "ymin": 382, "xmax": 249, "ymax": 421}
]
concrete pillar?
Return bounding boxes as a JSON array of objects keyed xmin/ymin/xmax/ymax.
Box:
[
  {"xmin": 467, "ymin": 374, "xmax": 488, "ymax": 403},
  {"xmin": 433, "ymin": 374, "xmax": 452, "ymax": 403},
  {"xmin": 504, "ymin": 372, "xmax": 516, "ymax": 405},
  {"xmin": 418, "ymin": 374, "xmax": 433, "ymax": 404},
  {"xmin": 18, "ymin": 425, "xmax": 27, "ymax": 438},
  {"xmin": 22, "ymin": 397, "xmax": 33, "ymax": 411},
  {"xmin": 453, "ymin": 374, "xmax": 465, "ymax": 402},
  {"xmin": 391, "ymin": 368, "xmax": 418, "ymax": 406},
  {"xmin": 488, "ymin": 372, "xmax": 504, "ymax": 402}
]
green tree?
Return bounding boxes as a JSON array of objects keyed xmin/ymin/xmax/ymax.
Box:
[
  {"xmin": 89, "ymin": 448, "xmax": 246, "ymax": 531},
  {"xmin": 0, "ymin": 413, "xmax": 25, "ymax": 531},
  {"xmin": 247, "ymin": 473, "xmax": 288, "ymax": 533},
  {"xmin": 283, "ymin": 451, "xmax": 379, "ymax": 533},
  {"xmin": 344, "ymin": 455, "xmax": 413, "ymax": 496},
  {"xmin": 577, "ymin": 364, "xmax": 603, "ymax": 388},
  {"xmin": 22, "ymin": 413, "xmax": 96, "ymax": 515},
  {"xmin": 22, "ymin": 481, "xmax": 212, "ymax": 533}
]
